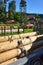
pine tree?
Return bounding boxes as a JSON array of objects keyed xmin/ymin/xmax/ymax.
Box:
[
  {"xmin": 0, "ymin": 0, "xmax": 6, "ymax": 23},
  {"xmin": 8, "ymin": 0, "xmax": 16, "ymax": 19},
  {"xmin": 9, "ymin": 0, "xmax": 16, "ymax": 12}
]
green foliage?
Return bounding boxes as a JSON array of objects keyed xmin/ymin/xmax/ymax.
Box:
[
  {"xmin": 14, "ymin": 12, "xmax": 21, "ymax": 22},
  {"xmin": 8, "ymin": 0, "xmax": 16, "ymax": 20},
  {"xmin": 0, "ymin": 3, "xmax": 6, "ymax": 23},
  {"xmin": 0, "ymin": 0, "xmax": 28, "ymax": 24},
  {"xmin": 8, "ymin": 11, "xmax": 14, "ymax": 19},
  {"xmin": 9, "ymin": 0, "xmax": 16, "ymax": 12}
]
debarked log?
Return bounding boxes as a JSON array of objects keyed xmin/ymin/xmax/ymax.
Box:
[
  {"xmin": 0, "ymin": 40, "xmax": 43, "ymax": 63},
  {"xmin": 0, "ymin": 39, "xmax": 30, "ymax": 53},
  {"xmin": 19, "ymin": 32, "xmax": 37, "ymax": 39},
  {"xmin": 20, "ymin": 44, "xmax": 32, "ymax": 51},
  {"xmin": 19, "ymin": 40, "xmax": 43, "ymax": 51},
  {"xmin": 0, "ymin": 40, "xmax": 18, "ymax": 52},
  {"xmin": 0, "ymin": 58, "xmax": 17, "ymax": 65},
  {"xmin": 0, "ymin": 34, "xmax": 43, "ymax": 53},
  {"xmin": 0, "ymin": 36, "xmax": 8, "ymax": 43},
  {"xmin": 30, "ymin": 34, "xmax": 43, "ymax": 42},
  {"xmin": 0, "ymin": 32, "xmax": 37, "ymax": 43},
  {"xmin": 0, "ymin": 49, "xmax": 21, "ymax": 63}
]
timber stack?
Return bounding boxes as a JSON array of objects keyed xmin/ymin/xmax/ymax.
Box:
[{"xmin": 0, "ymin": 32, "xmax": 43, "ymax": 65}]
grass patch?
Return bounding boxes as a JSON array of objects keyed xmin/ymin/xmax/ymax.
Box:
[
  {"xmin": 24, "ymin": 29, "xmax": 33, "ymax": 33},
  {"xmin": 0, "ymin": 32, "xmax": 18, "ymax": 36}
]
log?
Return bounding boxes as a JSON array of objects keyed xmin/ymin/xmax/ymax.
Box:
[
  {"xmin": 0, "ymin": 58, "xmax": 17, "ymax": 65},
  {"xmin": 24, "ymin": 40, "xmax": 43, "ymax": 52},
  {"xmin": 19, "ymin": 40, "xmax": 43, "ymax": 51},
  {"xmin": 11, "ymin": 35, "xmax": 20, "ymax": 39},
  {"xmin": 0, "ymin": 32, "xmax": 37, "ymax": 43},
  {"xmin": 0, "ymin": 39, "xmax": 30, "ymax": 52},
  {"xmin": 21, "ymin": 44, "xmax": 32, "ymax": 51},
  {"xmin": 0, "ymin": 35, "xmax": 19, "ymax": 43},
  {"xmin": 19, "ymin": 34, "xmax": 43, "ymax": 44},
  {"xmin": 0, "ymin": 34, "xmax": 43, "ymax": 45},
  {"xmin": 0, "ymin": 36, "xmax": 8, "ymax": 43},
  {"xmin": 7, "ymin": 32, "xmax": 37, "ymax": 39},
  {"xmin": 30, "ymin": 34, "xmax": 43, "ymax": 42},
  {"xmin": 19, "ymin": 32, "xmax": 37, "ymax": 39},
  {"xmin": 0, "ymin": 49, "xmax": 21, "ymax": 63},
  {"xmin": 0, "ymin": 40, "xmax": 18, "ymax": 52},
  {"xmin": 30, "ymin": 40, "xmax": 43, "ymax": 51},
  {"xmin": 0, "ymin": 40, "xmax": 43, "ymax": 63},
  {"xmin": 0, "ymin": 34, "xmax": 43, "ymax": 52}
]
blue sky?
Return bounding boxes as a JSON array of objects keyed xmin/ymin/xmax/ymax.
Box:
[{"xmin": 6, "ymin": 0, "xmax": 43, "ymax": 14}]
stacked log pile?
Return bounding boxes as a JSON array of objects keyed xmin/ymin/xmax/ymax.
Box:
[
  {"xmin": 0, "ymin": 32, "xmax": 37, "ymax": 43},
  {"xmin": 0, "ymin": 32, "xmax": 43, "ymax": 65}
]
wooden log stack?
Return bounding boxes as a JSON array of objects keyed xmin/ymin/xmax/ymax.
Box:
[
  {"xmin": 0, "ymin": 32, "xmax": 37, "ymax": 43},
  {"xmin": 0, "ymin": 32, "xmax": 43, "ymax": 65}
]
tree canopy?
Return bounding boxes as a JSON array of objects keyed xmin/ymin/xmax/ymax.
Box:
[{"xmin": 0, "ymin": 0, "xmax": 42, "ymax": 24}]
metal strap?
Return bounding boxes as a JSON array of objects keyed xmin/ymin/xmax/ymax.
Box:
[{"xmin": 18, "ymin": 40, "xmax": 27, "ymax": 57}]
